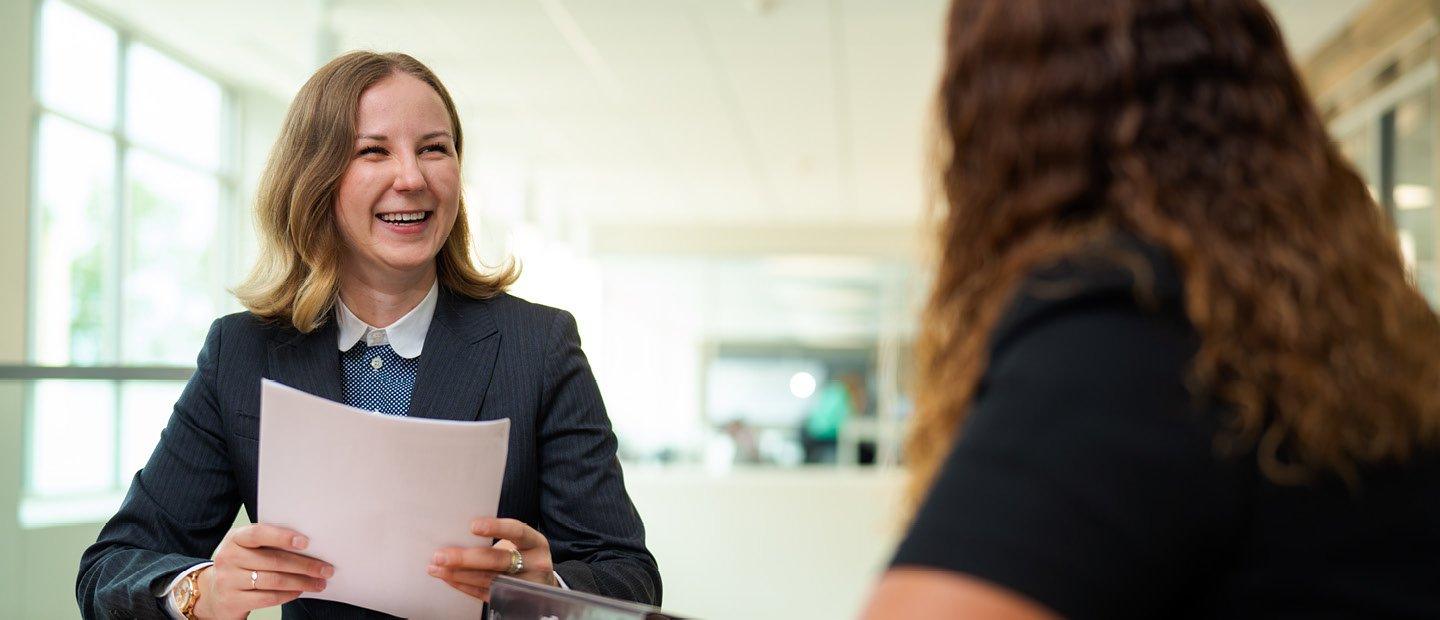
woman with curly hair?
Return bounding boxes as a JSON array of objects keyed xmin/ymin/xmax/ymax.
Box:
[{"xmin": 864, "ymin": 0, "xmax": 1440, "ymax": 618}]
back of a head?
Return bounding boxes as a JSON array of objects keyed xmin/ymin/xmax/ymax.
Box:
[{"xmin": 908, "ymin": 0, "xmax": 1440, "ymax": 508}]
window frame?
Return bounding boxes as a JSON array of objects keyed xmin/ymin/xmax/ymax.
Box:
[
  {"xmin": 11, "ymin": 0, "xmax": 242, "ymax": 526},
  {"xmin": 1329, "ymin": 59, "xmax": 1437, "ymax": 217}
]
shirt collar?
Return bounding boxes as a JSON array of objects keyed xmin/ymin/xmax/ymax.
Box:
[{"xmin": 335, "ymin": 280, "xmax": 439, "ymax": 359}]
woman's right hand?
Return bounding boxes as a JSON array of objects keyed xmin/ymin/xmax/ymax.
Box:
[{"xmin": 191, "ymin": 524, "xmax": 333, "ymax": 620}]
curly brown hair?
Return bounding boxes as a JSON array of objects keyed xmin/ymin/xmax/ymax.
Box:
[{"xmin": 907, "ymin": 0, "xmax": 1440, "ymax": 511}]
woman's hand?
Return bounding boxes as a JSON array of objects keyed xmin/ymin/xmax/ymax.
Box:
[
  {"xmin": 192, "ymin": 524, "xmax": 333, "ymax": 620},
  {"xmin": 428, "ymin": 518, "xmax": 557, "ymax": 601}
]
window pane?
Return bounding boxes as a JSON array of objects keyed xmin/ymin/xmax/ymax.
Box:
[
  {"xmin": 125, "ymin": 44, "xmax": 224, "ymax": 171},
  {"xmin": 33, "ymin": 114, "xmax": 115, "ymax": 365},
  {"xmin": 29, "ymin": 380, "xmax": 115, "ymax": 497},
  {"xmin": 122, "ymin": 151, "xmax": 220, "ymax": 365},
  {"xmin": 37, "ymin": 0, "xmax": 117, "ymax": 128},
  {"xmin": 119, "ymin": 381, "xmax": 184, "ymax": 480},
  {"xmin": 1392, "ymin": 89, "xmax": 1437, "ymax": 307}
]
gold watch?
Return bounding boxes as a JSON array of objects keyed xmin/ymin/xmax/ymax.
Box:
[{"xmin": 174, "ymin": 568, "xmax": 203, "ymax": 619}]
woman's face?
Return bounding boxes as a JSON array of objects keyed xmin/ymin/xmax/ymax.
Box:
[{"xmin": 334, "ymin": 71, "xmax": 459, "ymax": 281}]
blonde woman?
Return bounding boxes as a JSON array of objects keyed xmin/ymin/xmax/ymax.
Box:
[
  {"xmin": 865, "ymin": 0, "xmax": 1440, "ymax": 618},
  {"xmin": 77, "ymin": 52, "xmax": 659, "ymax": 619}
]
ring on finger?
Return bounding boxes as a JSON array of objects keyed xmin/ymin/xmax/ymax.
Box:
[
  {"xmin": 505, "ymin": 548, "xmax": 524, "ymax": 575},
  {"xmin": 250, "ymin": 570, "xmax": 260, "ymax": 590}
]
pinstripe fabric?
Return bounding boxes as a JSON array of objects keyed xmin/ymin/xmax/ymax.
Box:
[{"xmin": 76, "ymin": 288, "xmax": 660, "ymax": 619}]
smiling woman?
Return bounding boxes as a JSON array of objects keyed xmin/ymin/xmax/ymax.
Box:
[
  {"xmin": 236, "ymin": 52, "xmax": 514, "ymax": 333},
  {"xmin": 76, "ymin": 51, "xmax": 660, "ymax": 619},
  {"xmin": 331, "ymin": 72, "xmax": 464, "ymax": 325}
]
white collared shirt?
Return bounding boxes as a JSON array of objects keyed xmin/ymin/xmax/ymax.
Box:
[{"xmin": 335, "ymin": 280, "xmax": 439, "ymax": 357}]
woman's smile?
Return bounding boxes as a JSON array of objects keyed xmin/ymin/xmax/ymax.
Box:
[{"xmin": 375, "ymin": 210, "xmax": 434, "ymax": 236}]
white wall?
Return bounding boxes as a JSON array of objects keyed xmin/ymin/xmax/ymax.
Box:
[
  {"xmin": 628, "ymin": 467, "xmax": 904, "ymax": 619},
  {"xmin": 0, "ymin": 0, "xmax": 34, "ymax": 613}
]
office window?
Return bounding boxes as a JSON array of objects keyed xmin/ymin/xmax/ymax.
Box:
[
  {"xmin": 1391, "ymin": 89, "xmax": 1437, "ymax": 305},
  {"xmin": 32, "ymin": 114, "xmax": 114, "ymax": 366},
  {"xmin": 1333, "ymin": 74, "xmax": 1439, "ymax": 311},
  {"xmin": 25, "ymin": 1, "xmax": 232, "ymax": 521}
]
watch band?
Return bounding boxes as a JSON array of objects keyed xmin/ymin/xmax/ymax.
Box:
[{"xmin": 177, "ymin": 568, "xmax": 203, "ymax": 619}]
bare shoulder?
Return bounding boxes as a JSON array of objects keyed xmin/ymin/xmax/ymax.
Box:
[{"xmin": 862, "ymin": 568, "xmax": 1059, "ymax": 620}]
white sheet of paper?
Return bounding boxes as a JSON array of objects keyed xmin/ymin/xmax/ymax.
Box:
[{"xmin": 257, "ymin": 379, "xmax": 510, "ymax": 619}]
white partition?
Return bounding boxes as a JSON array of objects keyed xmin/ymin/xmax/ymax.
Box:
[{"xmin": 624, "ymin": 466, "xmax": 906, "ymax": 620}]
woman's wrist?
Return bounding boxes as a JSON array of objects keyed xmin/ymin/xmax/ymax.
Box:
[{"xmin": 187, "ymin": 565, "xmax": 215, "ymax": 619}]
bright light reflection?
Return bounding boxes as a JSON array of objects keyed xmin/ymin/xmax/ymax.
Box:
[{"xmin": 789, "ymin": 372, "xmax": 817, "ymax": 399}]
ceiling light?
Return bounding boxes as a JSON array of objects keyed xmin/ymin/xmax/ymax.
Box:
[{"xmin": 789, "ymin": 372, "xmax": 817, "ymax": 399}]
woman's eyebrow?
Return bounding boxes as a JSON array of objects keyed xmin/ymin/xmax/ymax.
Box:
[{"xmin": 354, "ymin": 131, "xmax": 451, "ymax": 141}]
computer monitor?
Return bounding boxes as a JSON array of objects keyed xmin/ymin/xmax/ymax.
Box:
[{"xmin": 488, "ymin": 576, "xmax": 689, "ymax": 620}]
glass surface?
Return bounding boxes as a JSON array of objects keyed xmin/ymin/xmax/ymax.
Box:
[
  {"xmin": 119, "ymin": 381, "xmax": 184, "ymax": 480},
  {"xmin": 125, "ymin": 43, "xmax": 224, "ymax": 171},
  {"xmin": 29, "ymin": 380, "xmax": 115, "ymax": 497},
  {"xmin": 1392, "ymin": 89, "xmax": 1438, "ymax": 307},
  {"xmin": 32, "ymin": 114, "xmax": 115, "ymax": 365},
  {"xmin": 37, "ymin": 0, "xmax": 117, "ymax": 129},
  {"xmin": 122, "ymin": 150, "xmax": 220, "ymax": 365},
  {"xmin": 707, "ymin": 358, "xmax": 825, "ymax": 428}
]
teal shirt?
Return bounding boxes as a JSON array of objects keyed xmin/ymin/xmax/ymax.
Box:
[{"xmin": 805, "ymin": 381, "xmax": 852, "ymax": 440}]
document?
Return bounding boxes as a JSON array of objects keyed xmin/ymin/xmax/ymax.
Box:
[{"xmin": 257, "ymin": 379, "xmax": 510, "ymax": 619}]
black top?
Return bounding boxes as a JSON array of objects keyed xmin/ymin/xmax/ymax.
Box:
[{"xmin": 891, "ymin": 239, "xmax": 1440, "ymax": 619}]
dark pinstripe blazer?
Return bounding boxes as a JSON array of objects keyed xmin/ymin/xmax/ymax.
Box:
[{"xmin": 76, "ymin": 289, "xmax": 660, "ymax": 619}]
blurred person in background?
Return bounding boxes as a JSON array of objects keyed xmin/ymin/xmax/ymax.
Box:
[
  {"xmin": 802, "ymin": 371, "xmax": 867, "ymax": 463},
  {"xmin": 864, "ymin": 0, "xmax": 1440, "ymax": 618},
  {"xmin": 77, "ymin": 51, "xmax": 659, "ymax": 619}
]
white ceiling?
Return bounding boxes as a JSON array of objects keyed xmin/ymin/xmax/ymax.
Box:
[
  {"xmin": 80, "ymin": 0, "xmax": 1369, "ymax": 234},
  {"xmin": 83, "ymin": 0, "xmax": 945, "ymax": 233}
]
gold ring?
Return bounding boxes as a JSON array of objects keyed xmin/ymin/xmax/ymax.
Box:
[
  {"xmin": 505, "ymin": 549, "xmax": 524, "ymax": 575},
  {"xmin": 250, "ymin": 570, "xmax": 259, "ymax": 590}
]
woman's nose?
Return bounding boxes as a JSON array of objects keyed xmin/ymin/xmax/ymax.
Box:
[{"xmin": 392, "ymin": 154, "xmax": 427, "ymax": 192}]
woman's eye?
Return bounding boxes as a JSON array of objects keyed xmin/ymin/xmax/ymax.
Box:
[
  {"xmin": 358, "ymin": 146, "xmax": 386, "ymax": 157},
  {"xmin": 422, "ymin": 144, "xmax": 451, "ymax": 155}
]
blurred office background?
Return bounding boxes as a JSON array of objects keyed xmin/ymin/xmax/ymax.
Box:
[{"xmin": 0, "ymin": 0, "xmax": 1429, "ymax": 617}]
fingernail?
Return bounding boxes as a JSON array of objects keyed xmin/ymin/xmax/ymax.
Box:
[
  {"xmin": 427, "ymin": 565, "xmax": 439, "ymax": 575},
  {"xmin": 433, "ymin": 552, "xmax": 445, "ymax": 565},
  {"xmin": 316, "ymin": 580, "xmax": 327, "ymax": 591},
  {"xmin": 320, "ymin": 566, "xmax": 334, "ymax": 579},
  {"xmin": 293, "ymin": 536, "xmax": 308, "ymax": 549},
  {"xmin": 471, "ymin": 520, "xmax": 485, "ymax": 533}
]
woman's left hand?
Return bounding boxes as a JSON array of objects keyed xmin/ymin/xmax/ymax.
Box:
[{"xmin": 428, "ymin": 518, "xmax": 557, "ymax": 601}]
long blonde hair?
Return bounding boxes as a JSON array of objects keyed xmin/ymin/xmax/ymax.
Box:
[
  {"xmin": 907, "ymin": 0, "xmax": 1440, "ymax": 513},
  {"xmin": 235, "ymin": 51, "xmax": 517, "ymax": 332}
]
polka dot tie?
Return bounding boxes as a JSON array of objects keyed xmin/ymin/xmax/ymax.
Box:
[{"xmin": 340, "ymin": 342, "xmax": 419, "ymax": 416}]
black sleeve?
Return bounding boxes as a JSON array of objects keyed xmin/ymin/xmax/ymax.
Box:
[
  {"xmin": 76, "ymin": 319, "xmax": 242, "ymax": 619},
  {"xmin": 891, "ymin": 288, "xmax": 1248, "ymax": 619},
  {"xmin": 537, "ymin": 309, "xmax": 662, "ymax": 605}
]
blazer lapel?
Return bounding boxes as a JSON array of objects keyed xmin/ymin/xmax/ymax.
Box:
[
  {"xmin": 266, "ymin": 319, "xmax": 344, "ymax": 403},
  {"xmin": 405, "ymin": 288, "xmax": 501, "ymax": 421}
]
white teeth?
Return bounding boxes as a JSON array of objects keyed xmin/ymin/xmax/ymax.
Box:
[{"xmin": 379, "ymin": 212, "xmax": 427, "ymax": 223}]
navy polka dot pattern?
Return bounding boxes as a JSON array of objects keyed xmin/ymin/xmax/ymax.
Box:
[{"xmin": 340, "ymin": 342, "xmax": 420, "ymax": 416}]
